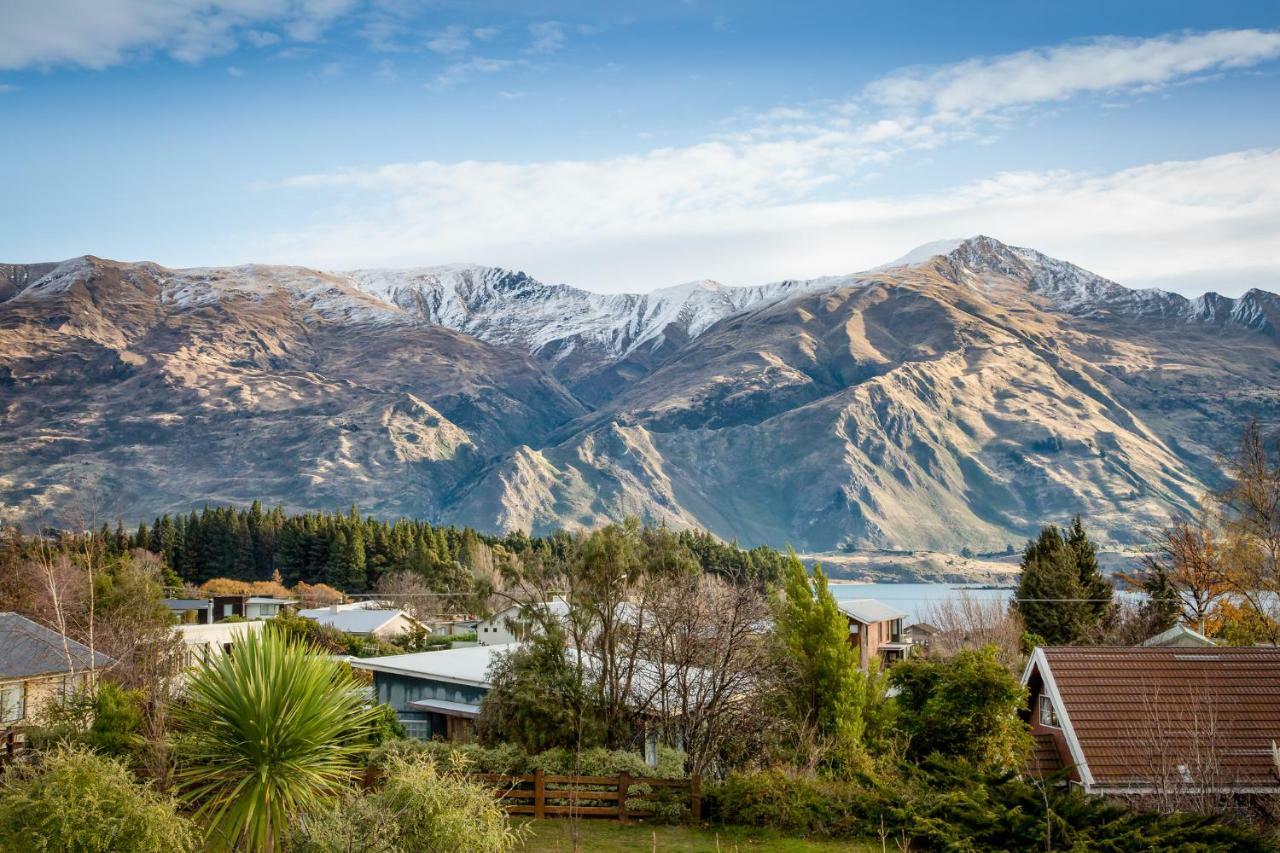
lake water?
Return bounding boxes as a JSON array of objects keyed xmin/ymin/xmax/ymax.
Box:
[{"xmin": 829, "ymin": 582, "xmax": 1013, "ymax": 624}]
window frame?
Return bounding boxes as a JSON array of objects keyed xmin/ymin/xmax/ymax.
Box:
[{"xmin": 1038, "ymin": 694, "xmax": 1061, "ymax": 728}]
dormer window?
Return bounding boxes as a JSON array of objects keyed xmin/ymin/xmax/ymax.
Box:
[{"xmin": 1038, "ymin": 694, "xmax": 1060, "ymax": 728}]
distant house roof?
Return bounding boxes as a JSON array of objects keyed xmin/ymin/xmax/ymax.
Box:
[
  {"xmin": 351, "ymin": 643, "xmax": 517, "ymax": 687},
  {"xmin": 246, "ymin": 597, "xmax": 296, "ymax": 605},
  {"xmin": 838, "ymin": 598, "xmax": 908, "ymax": 624},
  {"xmin": 487, "ymin": 598, "xmax": 571, "ymax": 623},
  {"xmin": 163, "ymin": 598, "xmax": 211, "ymax": 611},
  {"xmin": 1141, "ymin": 624, "xmax": 1217, "ymax": 647},
  {"xmin": 0, "ymin": 612, "xmax": 114, "ymax": 679},
  {"xmin": 353, "ymin": 641, "xmax": 721, "ymax": 712},
  {"xmin": 1023, "ymin": 646, "xmax": 1280, "ymax": 793},
  {"xmin": 298, "ymin": 608, "xmax": 416, "ymax": 635},
  {"xmin": 906, "ymin": 622, "xmax": 940, "ymax": 635}
]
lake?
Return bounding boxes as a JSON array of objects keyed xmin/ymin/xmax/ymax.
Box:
[{"xmin": 828, "ymin": 582, "xmax": 1013, "ymax": 624}]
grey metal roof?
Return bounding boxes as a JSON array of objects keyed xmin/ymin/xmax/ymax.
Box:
[
  {"xmin": 0, "ymin": 612, "xmax": 114, "ymax": 679},
  {"xmin": 837, "ymin": 598, "xmax": 909, "ymax": 624},
  {"xmin": 163, "ymin": 598, "xmax": 211, "ymax": 610}
]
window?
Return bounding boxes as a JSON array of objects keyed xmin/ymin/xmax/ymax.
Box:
[
  {"xmin": 1038, "ymin": 695, "xmax": 1060, "ymax": 728},
  {"xmin": 1, "ymin": 682, "xmax": 25, "ymax": 724}
]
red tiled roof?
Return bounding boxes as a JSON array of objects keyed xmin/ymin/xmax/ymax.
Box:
[{"xmin": 1038, "ymin": 646, "xmax": 1280, "ymax": 789}]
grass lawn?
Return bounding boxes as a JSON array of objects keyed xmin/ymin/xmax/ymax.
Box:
[{"xmin": 516, "ymin": 819, "xmax": 875, "ymax": 852}]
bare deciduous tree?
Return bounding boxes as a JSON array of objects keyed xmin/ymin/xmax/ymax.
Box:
[{"xmin": 923, "ymin": 592, "xmax": 1025, "ymax": 672}]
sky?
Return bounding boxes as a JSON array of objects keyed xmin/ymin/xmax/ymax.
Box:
[{"xmin": 1, "ymin": 1, "xmax": 1278, "ymax": 295}]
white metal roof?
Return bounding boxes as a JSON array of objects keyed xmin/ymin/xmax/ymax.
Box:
[
  {"xmin": 298, "ymin": 608, "xmax": 412, "ymax": 635},
  {"xmin": 408, "ymin": 697, "xmax": 481, "ymax": 718},
  {"xmin": 350, "ymin": 643, "xmax": 522, "ymax": 687},
  {"xmin": 837, "ymin": 598, "xmax": 908, "ymax": 624}
]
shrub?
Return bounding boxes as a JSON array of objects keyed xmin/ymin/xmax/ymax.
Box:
[
  {"xmin": 0, "ymin": 745, "xmax": 195, "ymax": 852},
  {"xmin": 25, "ymin": 681, "xmax": 144, "ymax": 762},
  {"xmin": 289, "ymin": 752, "xmax": 521, "ymax": 853},
  {"xmin": 889, "ymin": 646, "xmax": 1030, "ymax": 772},
  {"xmin": 706, "ymin": 759, "xmax": 1275, "ymax": 851}
]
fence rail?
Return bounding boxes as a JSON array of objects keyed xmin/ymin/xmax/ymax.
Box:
[{"xmin": 470, "ymin": 769, "xmax": 701, "ymax": 823}]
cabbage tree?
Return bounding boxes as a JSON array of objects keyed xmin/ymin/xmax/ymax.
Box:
[{"xmin": 176, "ymin": 628, "xmax": 380, "ymax": 852}]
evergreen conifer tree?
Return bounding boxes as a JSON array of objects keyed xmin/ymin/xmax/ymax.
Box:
[{"xmin": 1014, "ymin": 519, "xmax": 1112, "ymax": 644}]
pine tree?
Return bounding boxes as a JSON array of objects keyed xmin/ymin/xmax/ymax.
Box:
[{"xmin": 1014, "ymin": 520, "xmax": 1112, "ymax": 645}]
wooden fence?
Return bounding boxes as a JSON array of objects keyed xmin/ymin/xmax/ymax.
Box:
[{"xmin": 470, "ymin": 770, "xmax": 701, "ymax": 823}]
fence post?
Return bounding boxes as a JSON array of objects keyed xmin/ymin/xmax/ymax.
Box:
[
  {"xmin": 617, "ymin": 771, "xmax": 630, "ymax": 824},
  {"xmin": 690, "ymin": 774, "xmax": 701, "ymax": 823},
  {"xmin": 534, "ymin": 769, "xmax": 545, "ymax": 820}
]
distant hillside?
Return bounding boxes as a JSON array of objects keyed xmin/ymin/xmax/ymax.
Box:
[{"xmin": 3, "ymin": 237, "xmax": 1278, "ymax": 551}]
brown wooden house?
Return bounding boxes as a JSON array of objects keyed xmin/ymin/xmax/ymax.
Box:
[
  {"xmin": 1022, "ymin": 646, "xmax": 1280, "ymax": 795},
  {"xmin": 837, "ymin": 598, "xmax": 911, "ymax": 669}
]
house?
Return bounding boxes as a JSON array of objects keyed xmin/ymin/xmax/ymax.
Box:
[
  {"xmin": 837, "ymin": 599, "xmax": 911, "ymax": 668},
  {"xmin": 210, "ymin": 595, "xmax": 296, "ymax": 621},
  {"xmin": 1140, "ymin": 624, "xmax": 1217, "ymax": 647},
  {"xmin": 351, "ymin": 644, "xmax": 511, "ymax": 742},
  {"xmin": 353, "ymin": 641, "xmax": 716, "ymax": 763},
  {"xmin": 1022, "ymin": 646, "xmax": 1280, "ymax": 795},
  {"xmin": 174, "ymin": 620, "xmax": 263, "ymax": 670},
  {"xmin": 1, "ymin": 613, "xmax": 114, "ymax": 755},
  {"xmin": 477, "ymin": 598, "xmax": 570, "ymax": 646},
  {"xmin": 298, "ymin": 606, "xmax": 423, "ymax": 639},
  {"xmin": 904, "ymin": 622, "xmax": 940, "ymax": 648},
  {"xmin": 430, "ymin": 617, "xmax": 480, "ymax": 637},
  {"xmin": 163, "ymin": 598, "xmax": 215, "ymax": 625}
]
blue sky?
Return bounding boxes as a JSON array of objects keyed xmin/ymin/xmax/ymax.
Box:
[{"xmin": 2, "ymin": 1, "xmax": 1279, "ymax": 294}]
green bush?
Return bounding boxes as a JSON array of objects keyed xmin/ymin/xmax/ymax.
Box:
[
  {"xmin": 289, "ymin": 752, "xmax": 522, "ymax": 853},
  {"xmin": 0, "ymin": 745, "xmax": 196, "ymax": 853},
  {"xmin": 706, "ymin": 759, "xmax": 1275, "ymax": 851},
  {"xmin": 25, "ymin": 682, "xmax": 144, "ymax": 762}
]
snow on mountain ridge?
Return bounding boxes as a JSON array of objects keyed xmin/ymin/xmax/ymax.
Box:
[{"xmin": 343, "ymin": 265, "xmax": 837, "ymax": 362}]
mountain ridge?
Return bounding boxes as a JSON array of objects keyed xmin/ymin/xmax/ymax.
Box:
[{"xmin": 3, "ymin": 238, "xmax": 1277, "ymax": 551}]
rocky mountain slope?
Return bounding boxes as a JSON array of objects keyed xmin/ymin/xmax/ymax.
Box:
[{"xmin": 2, "ymin": 238, "xmax": 1277, "ymax": 551}]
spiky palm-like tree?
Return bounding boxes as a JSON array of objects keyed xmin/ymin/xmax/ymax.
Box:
[{"xmin": 176, "ymin": 628, "xmax": 380, "ymax": 852}]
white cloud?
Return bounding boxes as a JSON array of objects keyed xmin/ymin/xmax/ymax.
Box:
[
  {"xmin": 431, "ymin": 56, "xmax": 516, "ymax": 89},
  {"xmin": 867, "ymin": 29, "xmax": 1280, "ymax": 119},
  {"xmin": 472, "ymin": 26, "xmax": 501, "ymax": 41},
  {"xmin": 426, "ymin": 24, "xmax": 470, "ymax": 56},
  {"xmin": 263, "ymin": 137, "xmax": 1280, "ymax": 296},
  {"xmin": 527, "ymin": 21, "xmax": 567, "ymax": 55},
  {"xmin": 246, "ymin": 30, "xmax": 281, "ymax": 48},
  {"xmin": 0, "ymin": 0, "xmax": 355, "ymax": 70},
  {"xmin": 226, "ymin": 65, "xmax": 245, "ymax": 77}
]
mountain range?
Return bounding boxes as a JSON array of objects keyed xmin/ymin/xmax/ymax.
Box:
[{"xmin": 3, "ymin": 236, "xmax": 1278, "ymax": 552}]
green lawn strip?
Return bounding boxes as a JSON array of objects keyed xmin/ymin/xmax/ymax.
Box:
[{"xmin": 516, "ymin": 819, "xmax": 876, "ymax": 852}]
